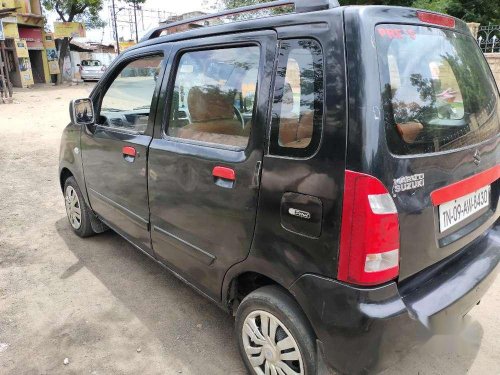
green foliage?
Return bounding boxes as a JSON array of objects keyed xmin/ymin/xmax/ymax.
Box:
[
  {"xmin": 42, "ymin": 0, "xmax": 105, "ymax": 28},
  {"xmin": 212, "ymin": 0, "xmax": 499, "ymax": 25},
  {"xmin": 123, "ymin": 0, "xmax": 146, "ymax": 7},
  {"xmin": 410, "ymin": 0, "xmax": 499, "ymax": 24}
]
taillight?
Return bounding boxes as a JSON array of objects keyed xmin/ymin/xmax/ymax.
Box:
[
  {"xmin": 338, "ymin": 170, "xmax": 400, "ymax": 286},
  {"xmin": 417, "ymin": 11, "xmax": 455, "ymax": 28}
]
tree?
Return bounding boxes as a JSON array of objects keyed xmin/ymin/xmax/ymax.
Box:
[
  {"xmin": 410, "ymin": 0, "xmax": 499, "ymax": 25},
  {"xmin": 42, "ymin": 0, "xmax": 105, "ymax": 83},
  {"xmin": 212, "ymin": 0, "xmax": 499, "ymax": 25},
  {"xmin": 341, "ymin": 0, "xmax": 499, "ymax": 25}
]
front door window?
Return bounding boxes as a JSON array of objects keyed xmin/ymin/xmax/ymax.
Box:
[{"xmin": 99, "ymin": 55, "xmax": 164, "ymax": 134}]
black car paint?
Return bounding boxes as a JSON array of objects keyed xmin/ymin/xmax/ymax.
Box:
[
  {"xmin": 59, "ymin": 123, "xmax": 87, "ymax": 197},
  {"xmin": 58, "ymin": 6, "xmax": 500, "ymax": 374},
  {"xmin": 79, "ymin": 45, "xmax": 171, "ymax": 255},
  {"xmin": 291, "ymin": 225, "xmax": 500, "ymax": 374},
  {"xmin": 343, "ymin": 7, "xmax": 499, "ymax": 283},
  {"xmin": 148, "ymin": 30, "xmax": 277, "ymax": 300}
]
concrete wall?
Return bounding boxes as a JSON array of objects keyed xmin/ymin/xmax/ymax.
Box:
[{"xmin": 484, "ymin": 53, "xmax": 500, "ymax": 89}]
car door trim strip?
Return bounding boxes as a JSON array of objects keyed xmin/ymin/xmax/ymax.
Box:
[
  {"xmin": 88, "ymin": 188, "xmax": 149, "ymax": 229},
  {"xmin": 152, "ymin": 225, "xmax": 216, "ymax": 266}
]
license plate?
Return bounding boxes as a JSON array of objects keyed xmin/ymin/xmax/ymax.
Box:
[{"xmin": 439, "ymin": 185, "xmax": 491, "ymax": 232}]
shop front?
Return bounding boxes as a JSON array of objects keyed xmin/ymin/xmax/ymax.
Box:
[{"xmin": 18, "ymin": 26, "xmax": 49, "ymax": 85}]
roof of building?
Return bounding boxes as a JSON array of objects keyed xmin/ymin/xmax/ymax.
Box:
[{"xmin": 69, "ymin": 39, "xmax": 115, "ymax": 52}]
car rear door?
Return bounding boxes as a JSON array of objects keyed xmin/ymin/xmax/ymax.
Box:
[
  {"xmin": 345, "ymin": 8, "xmax": 500, "ymax": 281},
  {"xmin": 148, "ymin": 31, "xmax": 276, "ymax": 300},
  {"xmin": 81, "ymin": 45, "xmax": 170, "ymax": 254}
]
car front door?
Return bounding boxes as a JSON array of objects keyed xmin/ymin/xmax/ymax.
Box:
[
  {"xmin": 81, "ymin": 47, "xmax": 169, "ymax": 254},
  {"xmin": 148, "ymin": 31, "xmax": 276, "ymax": 299}
]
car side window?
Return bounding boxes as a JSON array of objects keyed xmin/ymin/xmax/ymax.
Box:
[
  {"xmin": 269, "ymin": 39, "xmax": 324, "ymax": 157},
  {"xmin": 166, "ymin": 46, "xmax": 261, "ymax": 149},
  {"xmin": 99, "ymin": 54, "xmax": 164, "ymax": 134}
]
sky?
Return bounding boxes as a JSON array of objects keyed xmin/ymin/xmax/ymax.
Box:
[
  {"xmin": 47, "ymin": 0, "xmax": 219, "ymax": 43},
  {"xmin": 145, "ymin": 0, "xmax": 214, "ymax": 14}
]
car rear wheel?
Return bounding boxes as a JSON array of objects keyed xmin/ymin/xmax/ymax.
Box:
[
  {"xmin": 235, "ymin": 286, "xmax": 317, "ymax": 375},
  {"xmin": 64, "ymin": 177, "xmax": 96, "ymax": 237}
]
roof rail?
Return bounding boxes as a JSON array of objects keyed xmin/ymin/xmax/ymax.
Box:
[{"xmin": 140, "ymin": 0, "xmax": 340, "ymax": 42}]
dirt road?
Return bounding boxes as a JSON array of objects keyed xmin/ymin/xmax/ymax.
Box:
[{"xmin": 0, "ymin": 85, "xmax": 499, "ymax": 375}]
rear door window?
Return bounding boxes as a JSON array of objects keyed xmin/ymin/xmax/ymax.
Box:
[
  {"xmin": 166, "ymin": 46, "xmax": 260, "ymax": 149},
  {"xmin": 375, "ymin": 25, "xmax": 499, "ymax": 155},
  {"xmin": 269, "ymin": 39, "xmax": 324, "ymax": 157}
]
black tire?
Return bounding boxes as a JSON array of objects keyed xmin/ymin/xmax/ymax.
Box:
[
  {"xmin": 63, "ymin": 176, "xmax": 96, "ymax": 238},
  {"xmin": 235, "ymin": 285, "xmax": 317, "ymax": 375}
]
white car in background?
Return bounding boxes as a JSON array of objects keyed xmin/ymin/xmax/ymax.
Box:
[{"xmin": 78, "ymin": 59, "xmax": 106, "ymax": 81}]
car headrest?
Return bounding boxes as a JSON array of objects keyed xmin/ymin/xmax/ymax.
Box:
[
  {"xmin": 280, "ymin": 82, "xmax": 295, "ymax": 117},
  {"xmin": 188, "ymin": 86, "xmax": 234, "ymax": 123}
]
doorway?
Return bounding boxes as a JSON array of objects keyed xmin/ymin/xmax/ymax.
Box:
[{"xmin": 28, "ymin": 50, "xmax": 45, "ymax": 83}]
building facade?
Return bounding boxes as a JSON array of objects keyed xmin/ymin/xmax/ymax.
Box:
[{"xmin": 0, "ymin": 0, "xmax": 52, "ymax": 87}]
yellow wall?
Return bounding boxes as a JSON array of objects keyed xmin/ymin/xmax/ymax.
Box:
[
  {"xmin": 15, "ymin": 0, "xmax": 28, "ymax": 13},
  {"xmin": 14, "ymin": 39, "xmax": 35, "ymax": 87},
  {"xmin": 42, "ymin": 50, "xmax": 51, "ymax": 82},
  {"xmin": 3, "ymin": 23, "xmax": 20, "ymax": 39},
  {"xmin": 0, "ymin": 0, "xmax": 17, "ymax": 10},
  {"xmin": 1, "ymin": 0, "xmax": 50, "ymax": 86},
  {"xmin": 0, "ymin": 0, "xmax": 42, "ymax": 15}
]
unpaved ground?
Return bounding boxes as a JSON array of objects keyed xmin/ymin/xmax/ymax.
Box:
[{"xmin": 0, "ymin": 85, "xmax": 499, "ymax": 375}]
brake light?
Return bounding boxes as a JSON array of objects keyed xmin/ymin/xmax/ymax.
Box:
[
  {"xmin": 338, "ymin": 171, "xmax": 400, "ymax": 286},
  {"xmin": 417, "ymin": 11, "xmax": 455, "ymax": 28}
]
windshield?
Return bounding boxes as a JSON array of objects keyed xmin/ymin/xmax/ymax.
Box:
[
  {"xmin": 376, "ymin": 25, "xmax": 499, "ymax": 155},
  {"xmin": 82, "ymin": 60, "xmax": 102, "ymax": 67}
]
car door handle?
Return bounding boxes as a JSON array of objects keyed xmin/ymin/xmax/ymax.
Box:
[
  {"xmin": 122, "ymin": 146, "xmax": 136, "ymax": 162},
  {"xmin": 212, "ymin": 166, "xmax": 235, "ymax": 188}
]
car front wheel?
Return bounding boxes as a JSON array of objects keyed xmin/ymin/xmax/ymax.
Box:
[
  {"xmin": 64, "ymin": 177, "xmax": 96, "ymax": 237},
  {"xmin": 235, "ymin": 286, "xmax": 317, "ymax": 375}
]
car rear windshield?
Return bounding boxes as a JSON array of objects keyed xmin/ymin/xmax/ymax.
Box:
[
  {"xmin": 81, "ymin": 60, "xmax": 102, "ymax": 67},
  {"xmin": 375, "ymin": 25, "xmax": 499, "ymax": 155}
]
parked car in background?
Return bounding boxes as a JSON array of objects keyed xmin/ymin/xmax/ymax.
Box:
[
  {"xmin": 78, "ymin": 59, "xmax": 106, "ymax": 81},
  {"xmin": 59, "ymin": 1, "xmax": 500, "ymax": 374}
]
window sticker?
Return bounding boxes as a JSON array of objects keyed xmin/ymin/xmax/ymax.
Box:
[{"xmin": 377, "ymin": 28, "xmax": 417, "ymax": 40}]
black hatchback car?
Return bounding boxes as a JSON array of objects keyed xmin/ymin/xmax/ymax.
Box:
[{"xmin": 59, "ymin": 1, "xmax": 500, "ymax": 373}]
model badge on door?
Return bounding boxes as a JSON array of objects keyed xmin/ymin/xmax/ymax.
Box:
[{"xmin": 288, "ymin": 208, "xmax": 311, "ymax": 220}]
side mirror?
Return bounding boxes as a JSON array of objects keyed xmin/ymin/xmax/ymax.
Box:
[{"xmin": 70, "ymin": 98, "xmax": 95, "ymax": 125}]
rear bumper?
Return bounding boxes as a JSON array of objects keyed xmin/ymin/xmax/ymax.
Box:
[
  {"xmin": 289, "ymin": 223, "xmax": 500, "ymax": 374},
  {"xmin": 80, "ymin": 73, "xmax": 103, "ymax": 80}
]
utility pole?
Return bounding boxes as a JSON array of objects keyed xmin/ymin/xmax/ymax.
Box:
[
  {"xmin": 112, "ymin": 0, "xmax": 120, "ymax": 54},
  {"xmin": 133, "ymin": 1, "xmax": 139, "ymax": 43}
]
